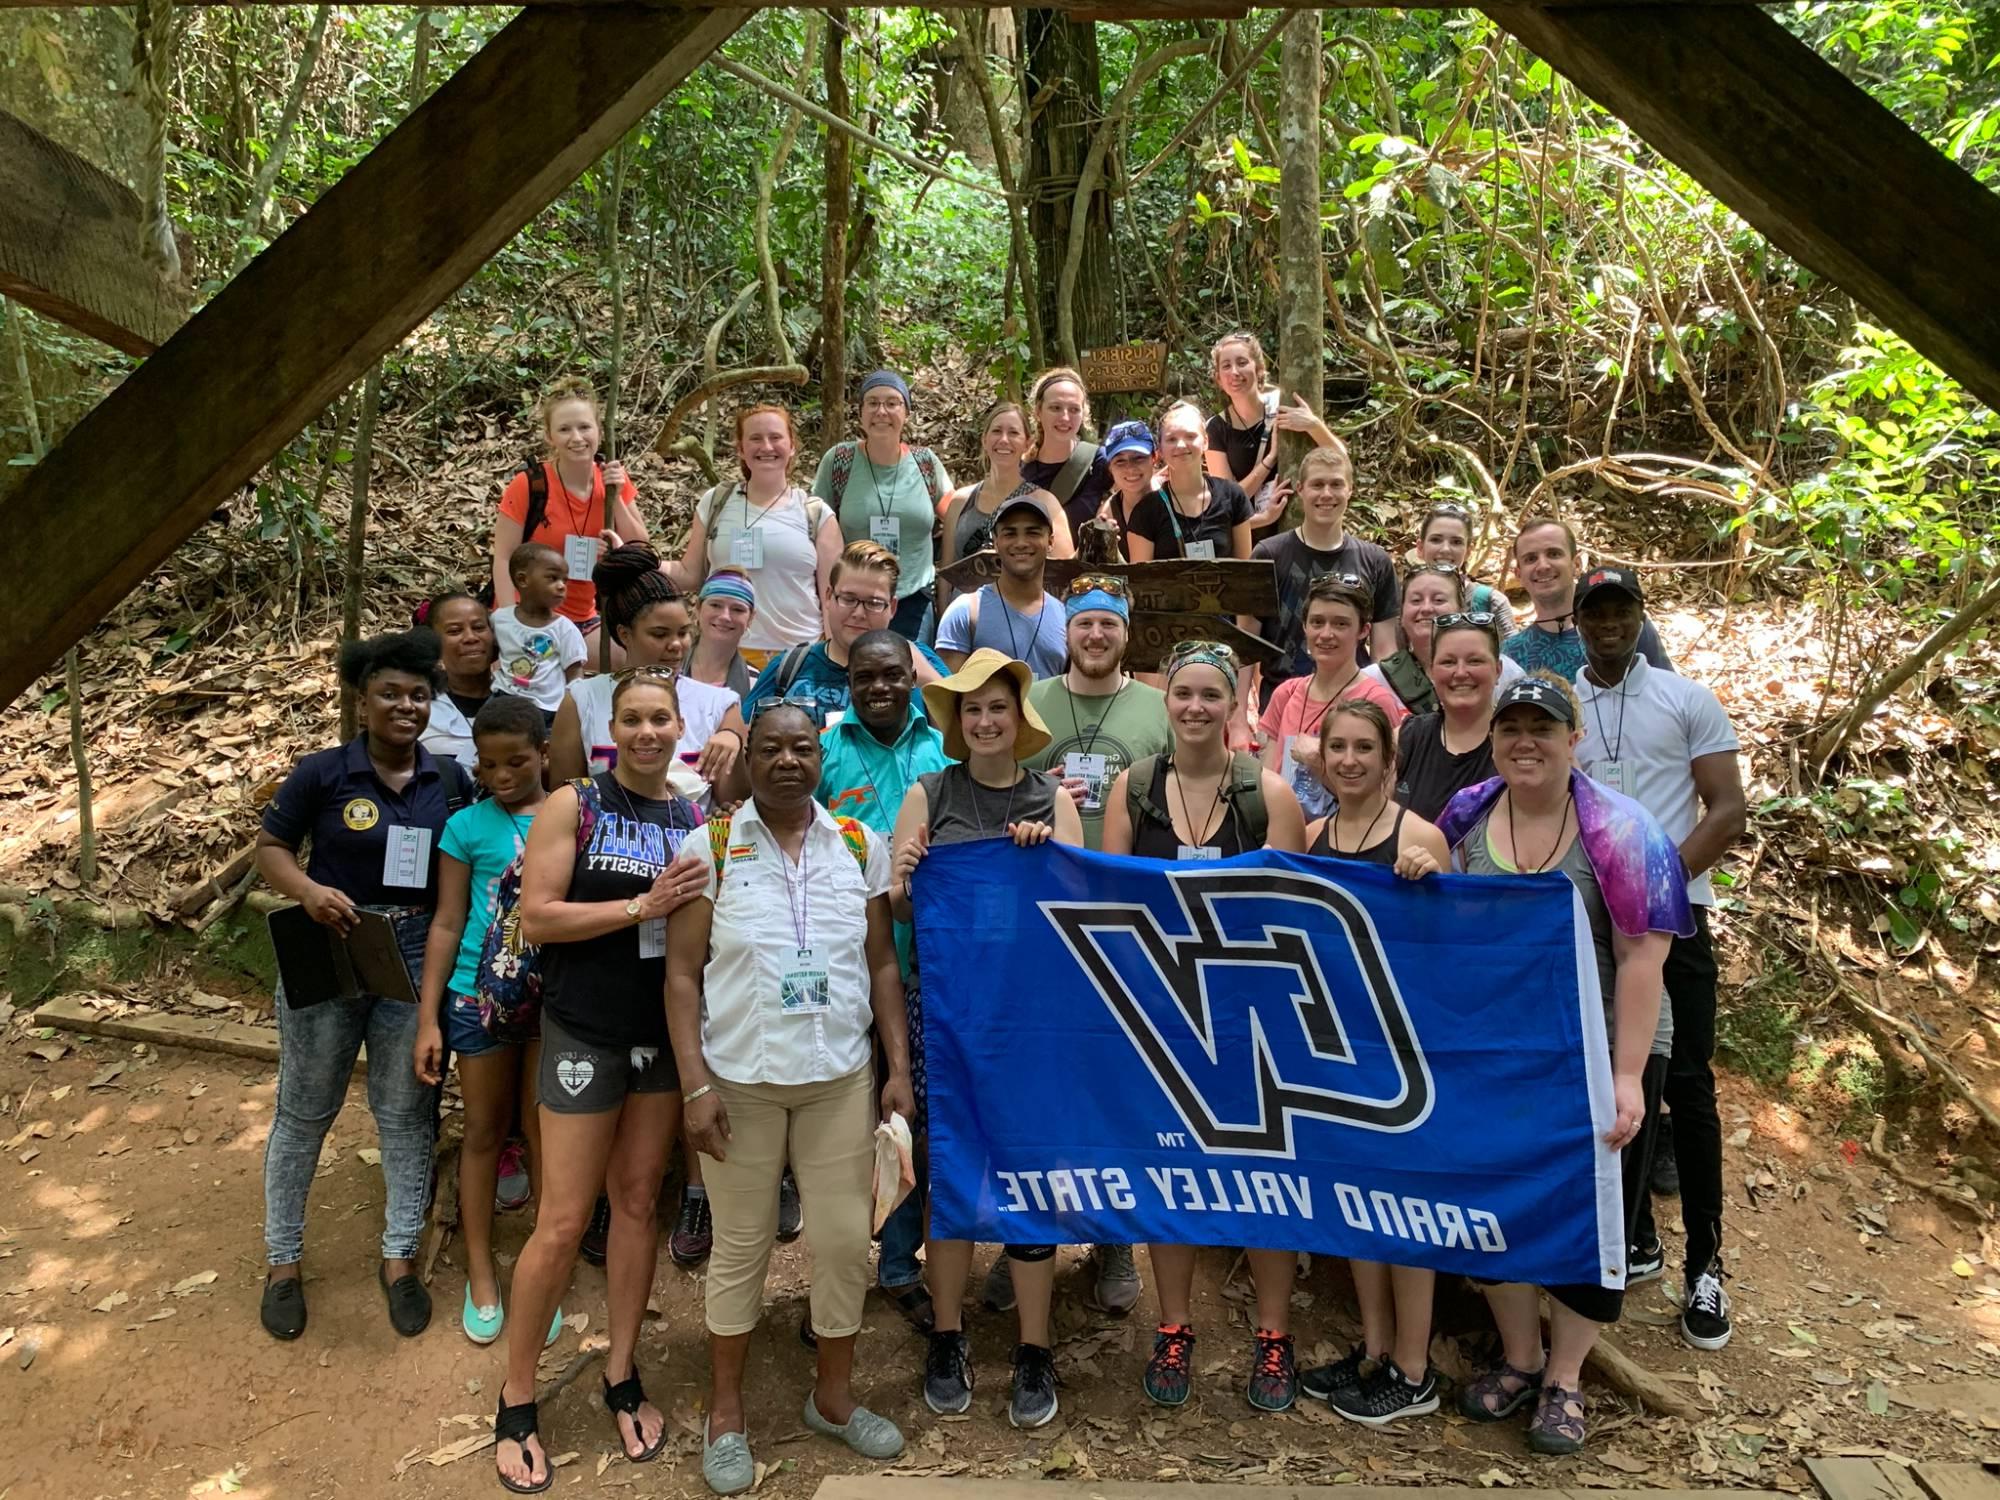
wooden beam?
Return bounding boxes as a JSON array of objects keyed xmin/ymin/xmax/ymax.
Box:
[
  {"xmin": 0, "ymin": 0, "xmax": 1785, "ymax": 7},
  {"xmin": 0, "ymin": 5, "xmax": 744, "ymax": 709},
  {"xmin": 0, "ymin": 108, "xmax": 185, "ymax": 355},
  {"xmin": 1486, "ymin": 3, "xmax": 2000, "ymax": 413}
]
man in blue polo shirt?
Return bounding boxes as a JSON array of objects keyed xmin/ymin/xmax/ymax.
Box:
[{"xmin": 815, "ymin": 628, "xmax": 950, "ymax": 1336}]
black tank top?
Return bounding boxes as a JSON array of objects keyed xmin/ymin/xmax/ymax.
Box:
[
  {"xmin": 918, "ymin": 764, "xmax": 1060, "ymax": 848},
  {"xmin": 1130, "ymin": 756, "xmax": 1255, "ymax": 860},
  {"xmin": 541, "ymin": 774, "xmax": 703, "ymax": 1051},
  {"xmin": 1309, "ymin": 805, "xmax": 1406, "ymax": 866}
]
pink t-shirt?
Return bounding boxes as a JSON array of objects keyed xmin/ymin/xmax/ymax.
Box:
[{"xmin": 1259, "ymin": 671, "xmax": 1410, "ymax": 749}]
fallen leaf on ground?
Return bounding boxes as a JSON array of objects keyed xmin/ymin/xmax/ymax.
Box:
[
  {"xmin": 92, "ymin": 1290, "xmax": 129, "ymax": 1312},
  {"xmin": 173, "ymin": 1270, "xmax": 219, "ymax": 1295}
]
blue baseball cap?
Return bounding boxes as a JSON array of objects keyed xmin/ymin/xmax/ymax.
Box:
[{"xmin": 1102, "ymin": 420, "xmax": 1155, "ymax": 461}]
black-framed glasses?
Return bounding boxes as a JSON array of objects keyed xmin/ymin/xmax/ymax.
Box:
[
  {"xmin": 1433, "ymin": 610, "xmax": 1498, "ymax": 631},
  {"xmin": 1066, "ymin": 573, "xmax": 1131, "ymax": 601},
  {"xmin": 831, "ymin": 588, "xmax": 893, "ymax": 616}
]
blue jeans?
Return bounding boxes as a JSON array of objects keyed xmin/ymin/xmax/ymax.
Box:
[
  {"xmin": 263, "ymin": 909, "xmax": 438, "ymax": 1264},
  {"xmin": 878, "ymin": 1180, "xmax": 926, "ymax": 1290},
  {"xmin": 889, "ymin": 590, "xmax": 935, "ymax": 648}
]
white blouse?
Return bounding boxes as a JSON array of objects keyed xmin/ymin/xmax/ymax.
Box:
[
  {"xmin": 566, "ymin": 670, "xmax": 739, "ymax": 807},
  {"xmin": 697, "ymin": 798, "xmax": 891, "ymax": 1086}
]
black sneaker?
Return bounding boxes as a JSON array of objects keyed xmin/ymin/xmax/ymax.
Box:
[
  {"xmin": 924, "ymin": 1330, "xmax": 974, "ymax": 1415},
  {"xmin": 260, "ymin": 1272, "xmax": 307, "ymax": 1341},
  {"xmin": 1009, "ymin": 1342, "xmax": 1060, "ymax": 1429},
  {"xmin": 777, "ymin": 1169, "xmax": 803, "ymax": 1244},
  {"xmin": 1629, "ymin": 1238, "xmax": 1665, "ymax": 1284},
  {"xmin": 1299, "ymin": 1343, "xmax": 1371, "ymax": 1404},
  {"xmin": 1143, "ymin": 1324, "xmax": 1196, "ymax": 1407},
  {"xmin": 378, "ymin": 1263, "xmax": 432, "ymax": 1338},
  {"xmin": 1332, "ymin": 1357, "xmax": 1440, "ymax": 1426},
  {"xmin": 579, "ymin": 1194, "xmax": 612, "ymax": 1267},
  {"xmin": 1650, "ymin": 1112, "xmax": 1680, "ymax": 1196},
  {"xmin": 1247, "ymin": 1330, "xmax": 1297, "ymax": 1413},
  {"xmin": 1682, "ymin": 1263, "xmax": 1733, "ymax": 1350},
  {"xmin": 670, "ymin": 1192, "xmax": 713, "ymax": 1268}
]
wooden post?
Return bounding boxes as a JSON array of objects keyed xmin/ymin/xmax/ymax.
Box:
[
  {"xmin": 820, "ymin": 10, "xmax": 851, "ymax": 446},
  {"xmin": 0, "ymin": 5, "xmax": 746, "ymax": 710},
  {"xmin": 1275, "ymin": 8, "xmax": 1325, "ymax": 523},
  {"xmin": 1487, "ymin": 2, "xmax": 2000, "ymax": 414}
]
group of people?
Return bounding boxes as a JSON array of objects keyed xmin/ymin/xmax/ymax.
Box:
[{"xmin": 252, "ymin": 344, "xmax": 1747, "ymax": 1494}]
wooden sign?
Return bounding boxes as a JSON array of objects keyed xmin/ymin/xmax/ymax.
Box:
[
  {"xmin": 1123, "ymin": 614, "xmax": 1282, "ymax": 673},
  {"xmin": 1079, "ymin": 341, "xmax": 1169, "ymax": 394}
]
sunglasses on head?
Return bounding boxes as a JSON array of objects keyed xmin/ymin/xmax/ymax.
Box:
[
  {"xmin": 1433, "ymin": 611, "xmax": 1497, "ymax": 630},
  {"xmin": 611, "ymin": 664, "xmax": 678, "ymax": 683},
  {"xmin": 1166, "ymin": 639, "xmax": 1238, "ymax": 663},
  {"xmin": 1426, "ymin": 501, "xmax": 1471, "ymax": 520},
  {"xmin": 1066, "ymin": 573, "xmax": 1131, "ymax": 600},
  {"xmin": 1311, "ymin": 571, "xmax": 1365, "ymax": 589},
  {"xmin": 1408, "ymin": 560, "xmax": 1461, "ymax": 578}
]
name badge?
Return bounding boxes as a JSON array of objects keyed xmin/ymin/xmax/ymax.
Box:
[
  {"xmin": 730, "ymin": 529, "xmax": 764, "ymax": 570},
  {"xmin": 823, "ymin": 709, "xmax": 845, "ymax": 729},
  {"xmin": 869, "ymin": 515, "xmax": 900, "ymax": 553},
  {"xmin": 780, "ymin": 945, "xmax": 831, "ymax": 1014},
  {"xmin": 1176, "ymin": 844, "xmax": 1221, "ymax": 862},
  {"xmin": 1595, "ymin": 759, "xmax": 1629, "ymax": 796},
  {"xmin": 1064, "ymin": 751, "xmax": 1108, "ymax": 812},
  {"xmin": 564, "ymin": 533, "xmax": 599, "ymax": 582},
  {"xmin": 1185, "ymin": 539, "xmax": 1218, "ymax": 562},
  {"xmin": 637, "ymin": 917, "xmax": 667, "ymax": 960},
  {"xmin": 382, "ymin": 825, "xmax": 432, "ymax": 888}
]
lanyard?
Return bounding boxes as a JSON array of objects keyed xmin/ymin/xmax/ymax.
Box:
[
  {"xmin": 555, "ymin": 462, "xmax": 596, "ymax": 535},
  {"xmin": 853, "ymin": 725, "xmax": 918, "ymax": 818},
  {"xmin": 1066, "ymin": 680, "xmax": 1128, "ymax": 758},
  {"xmin": 860, "ymin": 448, "xmax": 910, "ymax": 522},
  {"xmin": 1169, "ymin": 754, "xmax": 1229, "ymax": 848},
  {"xmin": 776, "ymin": 829, "xmax": 812, "ymax": 947},
  {"xmin": 738, "ymin": 483, "xmax": 791, "ymax": 535},
  {"xmin": 968, "ymin": 767, "xmax": 1020, "ymax": 839},
  {"xmin": 1587, "ymin": 672, "xmax": 1632, "ymax": 762}
]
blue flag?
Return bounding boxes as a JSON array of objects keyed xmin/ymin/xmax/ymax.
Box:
[{"xmin": 914, "ymin": 841, "xmax": 1627, "ymax": 1291}]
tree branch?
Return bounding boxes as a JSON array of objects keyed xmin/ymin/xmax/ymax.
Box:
[
  {"xmin": 948, "ymin": 10, "xmax": 1044, "ymax": 368},
  {"xmin": 653, "ymin": 364, "xmax": 808, "ymax": 456},
  {"xmin": 1131, "ymin": 14, "xmax": 1286, "ymax": 189},
  {"xmin": 754, "ymin": 17, "xmax": 822, "ymax": 367},
  {"xmin": 233, "ymin": 4, "xmax": 334, "ymax": 274}
]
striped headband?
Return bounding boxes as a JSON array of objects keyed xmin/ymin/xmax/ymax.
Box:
[{"xmin": 698, "ymin": 572, "xmax": 756, "ymax": 608}]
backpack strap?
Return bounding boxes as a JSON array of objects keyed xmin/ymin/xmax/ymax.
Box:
[
  {"xmin": 519, "ymin": 459, "xmax": 551, "ymax": 542},
  {"xmin": 1223, "ymin": 752, "xmax": 1268, "ymax": 847},
  {"xmin": 436, "ymin": 755, "xmax": 474, "ymax": 813},
  {"xmin": 698, "ymin": 481, "xmax": 738, "ymax": 536},
  {"xmin": 569, "ymin": 776, "xmax": 602, "ymax": 854},
  {"xmin": 1379, "ymin": 651, "xmax": 1438, "ymax": 714},
  {"xmin": 1045, "ymin": 441, "xmax": 1098, "ymax": 506},
  {"xmin": 912, "ymin": 447, "xmax": 944, "ymax": 505},
  {"xmin": 828, "ymin": 442, "xmax": 857, "ymax": 508},
  {"xmin": 771, "ymin": 642, "xmax": 815, "ymax": 696},
  {"xmin": 1125, "ymin": 753, "xmax": 1165, "ymax": 830}
]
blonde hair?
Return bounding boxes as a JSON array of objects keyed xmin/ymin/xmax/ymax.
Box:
[
  {"xmin": 1158, "ymin": 398, "xmax": 1206, "ymax": 444},
  {"xmin": 830, "ymin": 539, "xmax": 902, "ymax": 589},
  {"xmin": 535, "ymin": 376, "xmax": 600, "ymax": 438},
  {"xmin": 1295, "ymin": 440, "xmax": 1353, "ymax": 485},
  {"xmin": 1210, "ymin": 331, "xmax": 1269, "ymax": 384},
  {"xmin": 1029, "ymin": 367, "xmax": 1091, "ymax": 446}
]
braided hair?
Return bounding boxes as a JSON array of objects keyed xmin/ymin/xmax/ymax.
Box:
[{"xmin": 593, "ymin": 542, "xmax": 684, "ymax": 651}]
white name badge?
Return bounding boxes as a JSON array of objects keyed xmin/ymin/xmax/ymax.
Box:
[
  {"xmin": 564, "ymin": 533, "xmax": 599, "ymax": 581},
  {"xmin": 637, "ymin": 916, "xmax": 667, "ymax": 960},
  {"xmin": 1176, "ymin": 844, "xmax": 1222, "ymax": 862},
  {"xmin": 780, "ymin": 945, "xmax": 831, "ymax": 1014},
  {"xmin": 730, "ymin": 529, "xmax": 764, "ymax": 570},
  {"xmin": 869, "ymin": 515, "xmax": 901, "ymax": 553},
  {"xmin": 1594, "ymin": 759, "xmax": 1629, "ymax": 796},
  {"xmin": 1064, "ymin": 751, "xmax": 1108, "ymax": 812},
  {"xmin": 823, "ymin": 709, "xmax": 845, "ymax": 729},
  {"xmin": 382, "ymin": 825, "xmax": 432, "ymax": 888},
  {"xmin": 1184, "ymin": 539, "xmax": 1218, "ymax": 562}
]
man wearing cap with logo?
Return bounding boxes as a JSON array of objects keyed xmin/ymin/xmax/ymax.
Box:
[
  {"xmin": 1505, "ymin": 518, "xmax": 1673, "ymax": 682},
  {"xmin": 934, "ymin": 492, "xmax": 1067, "ymax": 678},
  {"xmin": 1021, "ymin": 575, "xmax": 1170, "ymax": 856},
  {"xmin": 1572, "ymin": 563, "xmax": 1745, "ymax": 1354}
]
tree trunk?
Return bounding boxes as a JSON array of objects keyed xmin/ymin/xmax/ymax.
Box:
[
  {"xmin": 1275, "ymin": 9, "xmax": 1325, "ymax": 526},
  {"xmin": 949, "ymin": 8, "xmax": 1043, "ymax": 370},
  {"xmin": 603, "ymin": 134, "xmax": 629, "ymax": 454},
  {"xmin": 1024, "ymin": 12, "xmax": 1115, "ymax": 366},
  {"xmin": 821, "ymin": 11, "xmax": 851, "ymax": 445},
  {"xmin": 232, "ymin": 3, "xmax": 334, "ymax": 274}
]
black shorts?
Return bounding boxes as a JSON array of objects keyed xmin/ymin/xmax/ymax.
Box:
[{"xmin": 538, "ymin": 1010, "xmax": 678, "ymax": 1115}]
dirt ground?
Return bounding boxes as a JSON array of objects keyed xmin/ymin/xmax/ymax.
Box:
[{"xmin": 6, "ymin": 1027, "xmax": 2000, "ymax": 1500}]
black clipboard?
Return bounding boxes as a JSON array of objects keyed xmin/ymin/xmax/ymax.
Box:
[{"xmin": 267, "ymin": 905, "xmax": 420, "ymax": 1008}]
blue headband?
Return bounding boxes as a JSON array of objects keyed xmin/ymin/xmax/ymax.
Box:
[
  {"xmin": 859, "ymin": 370, "xmax": 911, "ymax": 406},
  {"xmin": 699, "ymin": 572, "xmax": 756, "ymax": 608},
  {"xmin": 1065, "ymin": 588, "xmax": 1130, "ymax": 623}
]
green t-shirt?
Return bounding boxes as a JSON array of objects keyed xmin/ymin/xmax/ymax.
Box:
[
  {"xmin": 1022, "ymin": 676, "xmax": 1171, "ymax": 850},
  {"xmin": 812, "ymin": 442, "xmax": 953, "ymax": 600}
]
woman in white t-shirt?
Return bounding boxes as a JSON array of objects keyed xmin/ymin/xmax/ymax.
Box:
[{"xmin": 666, "ymin": 405, "xmax": 840, "ymax": 666}]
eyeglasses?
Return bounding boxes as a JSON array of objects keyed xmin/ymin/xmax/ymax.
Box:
[
  {"xmin": 1426, "ymin": 501, "xmax": 1471, "ymax": 520},
  {"xmin": 1433, "ymin": 611, "xmax": 1498, "ymax": 630},
  {"xmin": 1409, "ymin": 561, "xmax": 1461, "ymax": 577},
  {"xmin": 832, "ymin": 589, "xmax": 893, "ymax": 616},
  {"xmin": 749, "ymin": 694, "xmax": 818, "ymax": 721},
  {"xmin": 1066, "ymin": 573, "xmax": 1131, "ymax": 600}
]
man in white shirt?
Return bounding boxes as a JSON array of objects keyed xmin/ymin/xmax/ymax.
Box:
[{"xmin": 1571, "ymin": 564, "xmax": 1745, "ymax": 1355}]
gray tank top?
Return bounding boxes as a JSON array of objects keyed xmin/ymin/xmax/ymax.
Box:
[
  {"xmin": 919, "ymin": 764, "xmax": 1060, "ymax": 846},
  {"xmin": 952, "ymin": 478, "xmax": 1040, "ymax": 560}
]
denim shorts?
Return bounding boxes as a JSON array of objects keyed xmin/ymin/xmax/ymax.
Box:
[{"xmin": 446, "ymin": 991, "xmax": 515, "ymax": 1059}]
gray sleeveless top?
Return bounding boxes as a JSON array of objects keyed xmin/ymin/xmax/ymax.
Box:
[
  {"xmin": 919, "ymin": 764, "xmax": 1060, "ymax": 846},
  {"xmin": 951, "ymin": 478, "xmax": 1041, "ymax": 561}
]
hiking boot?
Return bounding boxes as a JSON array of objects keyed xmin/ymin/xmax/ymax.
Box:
[
  {"xmin": 1009, "ymin": 1343, "xmax": 1060, "ymax": 1429},
  {"xmin": 923, "ymin": 1330, "xmax": 974, "ymax": 1415},
  {"xmin": 580, "ymin": 1194, "xmax": 612, "ymax": 1267},
  {"xmin": 1628, "ymin": 1237, "xmax": 1665, "ymax": 1284},
  {"xmin": 670, "ymin": 1192, "xmax": 713, "ymax": 1268},
  {"xmin": 495, "ymin": 1140, "xmax": 531, "ymax": 1211},
  {"xmin": 1090, "ymin": 1243, "xmax": 1142, "ymax": 1315},
  {"xmin": 1682, "ymin": 1262, "xmax": 1733, "ymax": 1350},
  {"xmin": 1332, "ymin": 1357, "xmax": 1440, "ymax": 1426},
  {"xmin": 1246, "ymin": 1330, "xmax": 1297, "ymax": 1413},
  {"xmin": 1300, "ymin": 1343, "xmax": 1372, "ymax": 1404},
  {"xmin": 1144, "ymin": 1324, "xmax": 1196, "ymax": 1407},
  {"xmin": 981, "ymin": 1254, "xmax": 1016, "ymax": 1312},
  {"xmin": 777, "ymin": 1169, "xmax": 803, "ymax": 1244}
]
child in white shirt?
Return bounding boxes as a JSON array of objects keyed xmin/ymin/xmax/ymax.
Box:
[{"xmin": 491, "ymin": 542, "xmax": 587, "ymax": 715}]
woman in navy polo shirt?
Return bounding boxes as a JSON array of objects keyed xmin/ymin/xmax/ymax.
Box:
[{"xmin": 255, "ymin": 630, "xmax": 470, "ymax": 1343}]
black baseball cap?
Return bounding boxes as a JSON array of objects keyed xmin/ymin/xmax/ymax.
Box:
[
  {"xmin": 1493, "ymin": 676, "xmax": 1578, "ymax": 726},
  {"xmin": 1574, "ymin": 564, "xmax": 1644, "ymax": 611}
]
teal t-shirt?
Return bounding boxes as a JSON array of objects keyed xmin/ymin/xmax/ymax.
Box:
[
  {"xmin": 817, "ymin": 706, "xmax": 951, "ymax": 976},
  {"xmin": 439, "ymin": 797, "xmax": 538, "ymax": 997},
  {"xmin": 812, "ymin": 441, "xmax": 953, "ymax": 599}
]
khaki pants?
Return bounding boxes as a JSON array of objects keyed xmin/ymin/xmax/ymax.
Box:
[{"xmin": 701, "ymin": 1064, "xmax": 875, "ymax": 1338}]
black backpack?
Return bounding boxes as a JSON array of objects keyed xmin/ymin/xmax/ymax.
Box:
[{"xmin": 476, "ymin": 455, "xmax": 604, "ymax": 606}]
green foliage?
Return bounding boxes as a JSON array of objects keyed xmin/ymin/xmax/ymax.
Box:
[{"xmin": 1717, "ymin": 956, "xmax": 1803, "ymax": 1086}]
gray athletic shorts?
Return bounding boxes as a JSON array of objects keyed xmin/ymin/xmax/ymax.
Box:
[{"xmin": 538, "ymin": 1009, "xmax": 677, "ymax": 1115}]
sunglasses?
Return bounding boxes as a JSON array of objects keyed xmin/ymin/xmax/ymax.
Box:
[
  {"xmin": 1433, "ymin": 611, "xmax": 1498, "ymax": 630},
  {"xmin": 1409, "ymin": 561, "xmax": 1461, "ymax": 577},
  {"xmin": 1311, "ymin": 571, "xmax": 1365, "ymax": 589},
  {"xmin": 611, "ymin": 664, "xmax": 679, "ymax": 683},
  {"xmin": 1166, "ymin": 639, "xmax": 1238, "ymax": 663},
  {"xmin": 1066, "ymin": 573, "xmax": 1131, "ymax": 600},
  {"xmin": 1426, "ymin": 501, "xmax": 1472, "ymax": 520}
]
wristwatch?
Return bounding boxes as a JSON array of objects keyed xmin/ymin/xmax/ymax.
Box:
[{"xmin": 625, "ymin": 898, "xmax": 643, "ymax": 923}]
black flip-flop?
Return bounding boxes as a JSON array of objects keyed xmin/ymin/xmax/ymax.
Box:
[
  {"xmin": 494, "ymin": 1395, "xmax": 553, "ymax": 1494},
  {"xmin": 604, "ymin": 1371, "xmax": 668, "ymax": 1463}
]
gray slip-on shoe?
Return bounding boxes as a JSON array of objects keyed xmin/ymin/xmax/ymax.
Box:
[
  {"xmin": 801, "ymin": 1395, "xmax": 905, "ymax": 1460},
  {"xmin": 702, "ymin": 1428, "xmax": 754, "ymax": 1496}
]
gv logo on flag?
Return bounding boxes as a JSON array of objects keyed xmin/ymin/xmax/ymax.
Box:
[{"xmin": 1042, "ymin": 869, "xmax": 1434, "ymax": 1156}]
